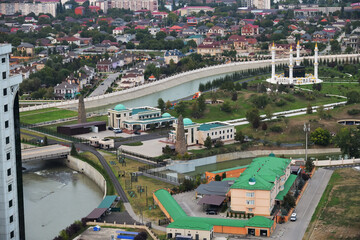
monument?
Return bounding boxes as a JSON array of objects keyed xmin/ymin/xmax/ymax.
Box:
[{"xmin": 175, "ymin": 115, "xmax": 187, "ymax": 155}]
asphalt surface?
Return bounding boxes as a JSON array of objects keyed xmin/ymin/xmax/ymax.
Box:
[
  {"xmin": 273, "ymin": 168, "xmax": 333, "ymax": 240},
  {"xmin": 89, "ymin": 72, "xmax": 120, "ymax": 97}
]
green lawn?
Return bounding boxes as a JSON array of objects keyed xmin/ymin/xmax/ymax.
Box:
[
  {"xmin": 20, "ymin": 107, "xmax": 59, "ymax": 117},
  {"xmin": 20, "ymin": 109, "xmax": 78, "ymax": 124},
  {"xmin": 299, "ymin": 82, "xmax": 360, "ymax": 96}
]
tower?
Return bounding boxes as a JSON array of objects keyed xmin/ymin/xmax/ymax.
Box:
[
  {"xmin": 289, "ymin": 45, "xmax": 294, "ymax": 83},
  {"xmin": 0, "ymin": 44, "xmax": 25, "ymax": 240},
  {"xmin": 271, "ymin": 42, "xmax": 276, "ymax": 81},
  {"xmin": 296, "ymin": 40, "xmax": 301, "ymax": 66},
  {"xmin": 314, "ymin": 42, "xmax": 318, "ymax": 80},
  {"xmin": 77, "ymin": 95, "xmax": 86, "ymax": 124},
  {"xmin": 175, "ymin": 115, "xmax": 187, "ymax": 155}
]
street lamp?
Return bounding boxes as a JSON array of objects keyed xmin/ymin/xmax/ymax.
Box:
[{"xmin": 304, "ymin": 123, "xmax": 310, "ymax": 161}]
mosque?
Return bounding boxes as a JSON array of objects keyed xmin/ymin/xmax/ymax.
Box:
[{"xmin": 266, "ymin": 42, "xmax": 323, "ymax": 85}]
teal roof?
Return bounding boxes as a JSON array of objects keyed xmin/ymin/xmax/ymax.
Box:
[
  {"xmin": 183, "ymin": 118, "xmax": 193, "ymax": 125},
  {"xmin": 124, "ymin": 116, "xmax": 175, "ymax": 124},
  {"xmin": 154, "ymin": 189, "xmax": 187, "ymax": 221},
  {"xmin": 98, "ymin": 195, "xmax": 117, "ymax": 208},
  {"xmin": 188, "ymin": 35, "xmax": 203, "ymax": 39},
  {"xmin": 222, "ymin": 177, "xmax": 237, "ymax": 181},
  {"xmin": 199, "ymin": 123, "xmax": 226, "ymax": 131},
  {"xmin": 276, "ymin": 174, "xmax": 297, "ymax": 201},
  {"xmin": 114, "ymin": 104, "xmax": 126, "ymax": 111},
  {"xmin": 162, "ymin": 113, "xmax": 171, "ymax": 118},
  {"xmin": 211, "ymin": 165, "xmax": 248, "ymax": 174},
  {"xmin": 154, "ymin": 189, "xmax": 274, "ymax": 231},
  {"xmin": 132, "ymin": 108, "xmax": 152, "ymax": 115},
  {"xmin": 231, "ymin": 157, "xmax": 291, "ymax": 191}
]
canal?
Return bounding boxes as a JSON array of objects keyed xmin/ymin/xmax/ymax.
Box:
[{"xmin": 23, "ymin": 159, "xmax": 103, "ymax": 240}]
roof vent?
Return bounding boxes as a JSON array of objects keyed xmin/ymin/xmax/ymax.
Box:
[{"xmin": 249, "ymin": 177, "xmax": 256, "ymax": 185}]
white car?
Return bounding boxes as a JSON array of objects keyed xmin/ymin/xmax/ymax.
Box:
[{"xmin": 290, "ymin": 212, "xmax": 297, "ymax": 221}]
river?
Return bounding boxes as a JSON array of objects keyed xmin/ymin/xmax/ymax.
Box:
[{"xmin": 23, "ymin": 159, "xmax": 103, "ymax": 240}]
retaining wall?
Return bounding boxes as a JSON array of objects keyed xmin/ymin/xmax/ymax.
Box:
[{"xmin": 65, "ymin": 155, "xmax": 107, "ymax": 198}]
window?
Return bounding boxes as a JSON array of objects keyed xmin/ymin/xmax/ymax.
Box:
[
  {"xmin": 3, "ymin": 88, "xmax": 7, "ymax": 96},
  {"xmin": 5, "ymin": 120, "xmax": 9, "ymax": 128},
  {"xmin": 2, "ymin": 57, "xmax": 5, "ymax": 63},
  {"xmin": 2, "ymin": 71, "xmax": 6, "ymax": 79},
  {"xmin": 4, "ymin": 104, "xmax": 8, "ymax": 112},
  {"xmin": 246, "ymin": 192, "xmax": 255, "ymax": 197},
  {"xmin": 8, "ymin": 184, "xmax": 12, "ymax": 192},
  {"xmin": 7, "ymin": 168, "xmax": 11, "ymax": 176},
  {"xmin": 10, "ymin": 215, "xmax": 13, "ymax": 223},
  {"xmin": 248, "ymin": 208, "xmax": 253, "ymax": 212},
  {"xmin": 124, "ymin": 113, "xmax": 126, "ymax": 117},
  {"xmin": 10, "ymin": 231, "xmax": 14, "ymax": 238},
  {"xmin": 6, "ymin": 137, "xmax": 10, "ymax": 144},
  {"xmin": 246, "ymin": 200, "xmax": 254, "ymax": 205},
  {"xmin": 7, "ymin": 152, "xmax": 10, "ymax": 160},
  {"xmin": 9, "ymin": 200, "xmax": 13, "ymax": 208}
]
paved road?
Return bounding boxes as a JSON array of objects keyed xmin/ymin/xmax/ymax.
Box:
[
  {"xmin": 22, "ymin": 144, "xmax": 70, "ymax": 161},
  {"xmin": 89, "ymin": 72, "xmax": 120, "ymax": 97},
  {"xmin": 272, "ymin": 168, "xmax": 333, "ymax": 240}
]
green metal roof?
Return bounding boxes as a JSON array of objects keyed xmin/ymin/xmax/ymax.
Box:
[
  {"xmin": 198, "ymin": 123, "xmax": 226, "ymax": 131},
  {"xmin": 183, "ymin": 118, "xmax": 193, "ymax": 125},
  {"xmin": 211, "ymin": 165, "xmax": 248, "ymax": 174},
  {"xmin": 114, "ymin": 104, "xmax": 127, "ymax": 111},
  {"xmin": 276, "ymin": 174, "xmax": 297, "ymax": 201},
  {"xmin": 231, "ymin": 157, "xmax": 291, "ymax": 191},
  {"xmin": 124, "ymin": 116, "xmax": 175, "ymax": 125},
  {"xmin": 154, "ymin": 189, "xmax": 187, "ymax": 221},
  {"xmin": 132, "ymin": 108, "xmax": 152, "ymax": 115},
  {"xmin": 154, "ymin": 189, "xmax": 274, "ymax": 231},
  {"xmin": 222, "ymin": 177, "xmax": 238, "ymax": 181},
  {"xmin": 98, "ymin": 195, "xmax": 117, "ymax": 208}
]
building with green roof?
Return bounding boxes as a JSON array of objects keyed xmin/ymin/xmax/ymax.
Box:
[
  {"xmin": 108, "ymin": 105, "xmax": 176, "ymax": 131},
  {"xmin": 168, "ymin": 121, "xmax": 235, "ymax": 146},
  {"xmin": 154, "ymin": 189, "xmax": 276, "ymax": 239},
  {"xmin": 228, "ymin": 156, "xmax": 295, "ymax": 216}
]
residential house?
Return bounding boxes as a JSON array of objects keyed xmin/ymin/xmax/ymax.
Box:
[
  {"xmin": 118, "ymin": 73, "xmax": 144, "ymax": 89},
  {"xmin": 197, "ymin": 41, "xmax": 222, "ymax": 56},
  {"xmin": 17, "ymin": 43, "xmax": 34, "ymax": 57},
  {"xmin": 207, "ymin": 26, "xmax": 226, "ymax": 37},
  {"xmin": 177, "ymin": 6, "xmax": 215, "ymax": 16},
  {"xmin": 164, "ymin": 49, "xmax": 185, "ymax": 64},
  {"xmin": 241, "ymin": 24, "xmax": 259, "ymax": 36},
  {"xmin": 54, "ymin": 82, "xmax": 79, "ymax": 99},
  {"xmin": 184, "ymin": 35, "xmax": 204, "ymax": 46},
  {"xmin": 112, "ymin": 26, "xmax": 128, "ymax": 35},
  {"xmin": 96, "ymin": 59, "xmax": 112, "ymax": 72},
  {"xmin": 197, "ymin": 26, "xmax": 209, "ymax": 35}
]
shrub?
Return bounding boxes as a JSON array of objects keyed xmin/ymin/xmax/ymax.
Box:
[
  {"xmin": 282, "ymin": 95, "xmax": 295, "ymax": 102},
  {"xmin": 214, "ymin": 139, "xmax": 224, "ymax": 148},
  {"xmin": 347, "ymin": 109, "xmax": 360, "ymax": 115},
  {"xmin": 270, "ymin": 125, "xmax": 283, "ymax": 133},
  {"xmin": 275, "ymin": 99, "xmax": 286, "ymax": 107},
  {"xmin": 310, "ymin": 127, "xmax": 331, "ymax": 146}
]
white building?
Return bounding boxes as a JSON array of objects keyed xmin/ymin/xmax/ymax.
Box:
[
  {"xmin": 169, "ymin": 119, "xmax": 235, "ymax": 146},
  {"xmin": 266, "ymin": 41, "xmax": 323, "ymax": 85},
  {"xmin": 108, "ymin": 104, "xmax": 176, "ymax": 131},
  {"xmin": 111, "ymin": 0, "xmax": 158, "ymax": 11},
  {"xmin": 0, "ymin": 44, "xmax": 24, "ymax": 240},
  {"xmin": 0, "ymin": 2, "xmax": 57, "ymax": 17}
]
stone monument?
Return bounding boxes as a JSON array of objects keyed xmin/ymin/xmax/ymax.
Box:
[
  {"xmin": 175, "ymin": 115, "xmax": 187, "ymax": 155},
  {"xmin": 78, "ymin": 95, "xmax": 87, "ymax": 123}
]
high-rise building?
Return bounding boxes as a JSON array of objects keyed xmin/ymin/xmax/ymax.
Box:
[
  {"xmin": 238, "ymin": 0, "xmax": 271, "ymax": 9},
  {"xmin": 111, "ymin": 0, "xmax": 158, "ymax": 12},
  {"xmin": 0, "ymin": 44, "xmax": 25, "ymax": 240}
]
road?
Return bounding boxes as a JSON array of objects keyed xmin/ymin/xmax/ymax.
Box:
[
  {"xmin": 272, "ymin": 168, "xmax": 333, "ymax": 240},
  {"xmin": 89, "ymin": 72, "xmax": 120, "ymax": 97},
  {"xmin": 22, "ymin": 144, "xmax": 70, "ymax": 162}
]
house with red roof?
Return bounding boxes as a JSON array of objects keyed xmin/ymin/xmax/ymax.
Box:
[
  {"xmin": 75, "ymin": 6, "xmax": 85, "ymax": 15},
  {"xmin": 241, "ymin": 24, "xmax": 259, "ymax": 36},
  {"xmin": 169, "ymin": 25, "xmax": 183, "ymax": 32},
  {"xmin": 113, "ymin": 26, "xmax": 129, "ymax": 35},
  {"xmin": 152, "ymin": 11, "xmax": 168, "ymax": 19},
  {"xmin": 39, "ymin": 15, "xmax": 50, "ymax": 19},
  {"xmin": 89, "ymin": 6, "xmax": 101, "ymax": 12},
  {"xmin": 207, "ymin": 26, "xmax": 226, "ymax": 37}
]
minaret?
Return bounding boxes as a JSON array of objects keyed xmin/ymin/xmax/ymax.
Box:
[
  {"xmin": 289, "ymin": 45, "xmax": 293, "ymax": 83},
  {"xmin": 271, "ymin": 42, "xmax": 276, "ymax": 81},
  {"xmin": 296, "ymin": 40, "xmax": 301, "ymax": 66},
  {"xmin": 314, "ymin": 42, "xmax": 318, "ymax": 80}
]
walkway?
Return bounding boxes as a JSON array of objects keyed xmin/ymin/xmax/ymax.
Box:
[{"xmin": 271, "ymin": 168, "xmax": 333, "ymax": 240}]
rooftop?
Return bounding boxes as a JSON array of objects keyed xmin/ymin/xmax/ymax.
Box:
[
  {"xmin": 211, "ymin": 165, "xmax": 248, "ymax": 174},
  {"xmin": 198, "ymin": 122, "xmax": 227, "ymax": 131},
  {"xmin": 231, "ymin": 157, "xmax": 291, "ymax": 190},
  {"xmin": 276, "ymin": 174, "xmax": 297, "ymax": 201}
]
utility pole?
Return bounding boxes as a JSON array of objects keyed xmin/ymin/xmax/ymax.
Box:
[{"xmin": 304, "ymin": 123, "xmax": 310, "ymax": 161}]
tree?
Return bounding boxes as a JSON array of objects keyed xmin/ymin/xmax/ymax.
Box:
[
  {"xmin": 310, "ymin": 127, "xmax": 331, "ymax": 146},
  {"xmin": 204, "ymin": 136, "xmax": 212, "ymax": 149},
  {"xmin": 264, "ymin": 105, "xmax": 273, "ymax": 120},
  {"xmin": 305, "ymin": 158, "xmax": 314, "ymax": 172},
  {"xmin": 191, "ymin": 101, "xmax": 201, "ymax": 118},
  {"xmin": 235, "ymin": 131, "xmax": 245, "ymax": 143},
  {"xmin": 70, "ymin": 143, "xmax": 77, "ymax": 156},
  {"xmin": 126, "ymin": 41, "xmax": 135, "ymax": 49},
  {"xmin": 214, "ymin": 139, "xmax": 223, "ymax": 148},
  {"xmin": 155, "ymin": 31, "xmax": 166, "ymax": 41},
  {"xmin": 317, "ymin": 105, "xmax": 325, "ymax": 119},
  {"xmin": 221, "ymin": 100, "xmax": 232, "ymax": 113},
  {"xmin": 165, "ymin": 100, "xmax": 172, "ymax": 110},
  {"xmin": 346, "ymin": 91, "xmax": 360, "ymax": 104},
  {"xmin": 231, "ymin": 92, "xmax": 238, "ymax": 101},
  {"xmin": 246, "ymin": 108, "xmax": 260, "ymax": 129},
  {"xmin": 307, "ymin": 103, "xmax": 313, "ymax": 114},
  {"xmin": 43, "ymin": 136, "xmax": 48, "ymax": 146},
  {"xmin": 197, "ymin": 95, "xmax": 206, "ymax": 113},
  {"xmin": 175, "ymin": 101, "xmax": 186, "ymax": 116},
  {"xmin": 187, "ymin": 40, "xmax": 197, "ymax": 49},
  {"xmin": 251, "ymin": 95, "xmax": 268, "ymax": 109},
  {"xmin": 282, "ymin": 193, "xmax": 295, "ymax": 211},
  {"xmin": 221, "ymin": 172, "xmax": 226, "ymax": 179},
  {"xmin": 262, "ymin": 122, "xmax": 268, "ymax": 131},
  {"xmin": 334, "ymin": 127, "xmax": 360, "ymax": 158},
  {"xmin": 215, "ymin": 174, "xmax": 221, "ymax": 181},
  {"xmin": 157, "ymin": 98, "xmax": 165, "ymax": 113}
]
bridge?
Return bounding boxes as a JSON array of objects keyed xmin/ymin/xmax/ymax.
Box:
[
  {"xmin": 20, "ymin": 54, "xmax": 360, "ymax": 112},
  {"xmin": 22, "ymin": 144, "xmax": 70, "ymax": 163}
]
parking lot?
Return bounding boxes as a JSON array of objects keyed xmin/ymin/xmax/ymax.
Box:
[
  {"xmin": 120, "ymin": 138, "xmax": 169, "ymax": 157},
  {"xmin": 74, "ymin": 227, "xmax": 127, "ymax": 240}
]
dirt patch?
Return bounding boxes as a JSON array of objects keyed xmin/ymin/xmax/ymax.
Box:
[{"xmin": 308, "ymin": 168, "xmax": 360, "ymax": 240}]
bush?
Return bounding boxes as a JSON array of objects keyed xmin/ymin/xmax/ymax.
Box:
[
  {"xmin": 270, "ymin": 125, "xmax": 283, "ymax": 133},
  {"xmin": 214, "ymin": 139, "xmax": 224, "ymax": 148},
  {"xmin": 282, "ymin": 95, "xmax": 295, "ymax": 102},
  {"xmin": 275, "ymin": 99, "xmax": 286, "ymax": 107},
  {"xmin": 347, "ymin": 109, "xmax": 360, "ymax": 115}
]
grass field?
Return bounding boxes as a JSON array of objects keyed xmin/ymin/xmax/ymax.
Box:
[
  {"xmin": 304, "ymin": 168, "xmax": 360, "ymax": 240},
  {"xmin": 299, "ymin": 82, "xmax": 360, "ymax": 96},
  {"xmin": 101, "ymin": 152, "xmax": 174, "ymax": 221},
  {"xmin": 20, "ymin": 108, "xmax": 78, "ymax": 124}
]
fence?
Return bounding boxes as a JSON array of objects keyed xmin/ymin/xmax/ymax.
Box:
[
  {"xmin": 138, "ymin": 164, "xmax": 190, "ymax": 185},
  {"xmin": 21, "ymin": 123, "xmax": 89, "ymax": 144}
]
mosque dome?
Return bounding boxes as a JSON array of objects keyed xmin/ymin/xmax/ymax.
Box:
[
  {"xmin": 114, "ymin": 104, "xmax": 126, "ymax": 111},
  {"xmin": 162, "ymin": 113, "xmax": 171, "ymax": 118},
  {"xmin": 183, "ymin": 118, "xmax": 193, "ymax": 125}
]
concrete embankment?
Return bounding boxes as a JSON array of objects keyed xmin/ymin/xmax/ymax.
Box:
[{"xmin": 65, "ymin": 155, "xmax": 107, "ymax": 198}]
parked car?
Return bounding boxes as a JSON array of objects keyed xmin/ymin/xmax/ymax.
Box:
[
  {"xmin": 134, "ymin": 131, "xmax": 141, "ymax": 135},
  {"xmin": 206, "ymin": 210, "xmax": 217, "ymax": 215},
  {"xmin": 113, "ymin": 128, "xmax": 122, "ymax": 133},
  {"xmin": 108, "ymin": 126, "xmax": 113, "ymax": 130},
  {"xmin": 290, "ymin": 212, "xmax": 297, "ymax": 221}
]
